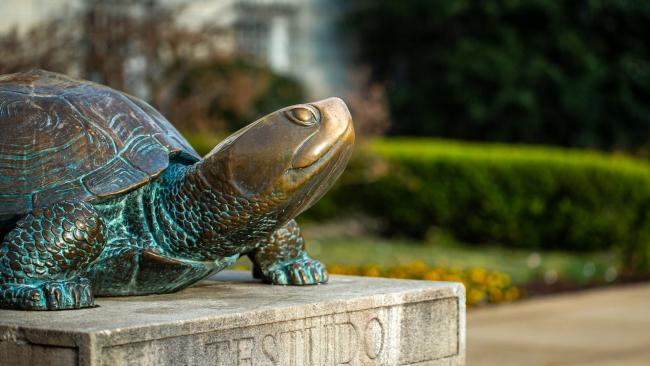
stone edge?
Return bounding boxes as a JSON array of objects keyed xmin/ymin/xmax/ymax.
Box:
[{"xmin": 1, "ymin": 279, "xmax": 466, "ymax": 365}]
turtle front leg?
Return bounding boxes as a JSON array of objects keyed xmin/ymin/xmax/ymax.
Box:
[
  {"xmin": 0, "ymin": 201, "xmax": 106, "ymax": 310},
  {"xmin": 248, "ymin": 219, "xmax": 328, "ymax": 285}
]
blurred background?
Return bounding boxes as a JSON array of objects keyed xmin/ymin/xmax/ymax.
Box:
[
  {"xmin": 1, "ymin": 0, "xmax": 649, "ymax": 303},
  {"xmin": 2, "ymin": 1, "xmax": 650, "ymax": 363}
]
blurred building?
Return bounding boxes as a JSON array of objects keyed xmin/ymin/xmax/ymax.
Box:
[
  {"xmin": 0, "ymin": 0, "xmax": 349, "ymax": 100},
  {"xmin": 161, "ymin": 0, "xmax": 352, "ymax": 99}
]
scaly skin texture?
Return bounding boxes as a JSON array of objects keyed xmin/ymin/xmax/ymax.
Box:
[
  {"xmin": 0, "ymin": 162, "xmax": 327, "ymax": 310},
  {"xmin": 85, "ymin": 162, "xmax": 325, "ymax": 297},
  {"xmin": 86, "ymin": 163, "xmax": 250, "ymax": 297},
  {"xmin": 147, "ymin": 163, "xmax": 287, "ymax": 260},
  {"xmin": 0, "ymin": 95, "xmax": 353, "ymax": 310},
  {"xmin": 0, "ymin": 201, "xmax": 105, "ymax": 310},
  {"xmin": 146, "ymin": 163, "xmax": 327, "ymax": 286},
  {"xmin": 249, "ymin": 220, "xmax": 328, "ymax": 285}
]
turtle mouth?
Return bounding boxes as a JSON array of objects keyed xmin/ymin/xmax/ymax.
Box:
[
  {"xmin": 289, "ymin": 122, "xmax": 354, "ymax": 172},
  {"xmin": 281, "ymin": 136, "xmax": 352, "ymax": 218},
  {"xmin": 283, "ymin": 123, "xmax": 354, "ymax": 216}
]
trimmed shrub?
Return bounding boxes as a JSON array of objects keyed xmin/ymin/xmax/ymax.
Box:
[{"xmin": 308, "ymin": 139, "xmax": 650, "ymax": 272}]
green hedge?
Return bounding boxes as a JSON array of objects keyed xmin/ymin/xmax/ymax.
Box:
[{"xmin": 308, "ymin": 139, "xmax": 650, "ymax": 271}]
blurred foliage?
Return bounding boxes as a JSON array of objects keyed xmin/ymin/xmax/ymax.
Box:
[
  {"xmin": 329, "ymin": 261, "xmax": 521, "ymax": 307},
  {"xmin": 0, "ymin": 1, "xmax": 302, "ymax": 136},
  {"xmin": 186, "ymin": 133, "xmax": 226, "ymax": 157},
  {"xmin": 161, "ymin": 59, "xmax": 305, "ymax": 133},
  {"xmin": 0, "ymin": 19, "xmax": 82, "ymax": 75},
  {"xmin": 342, "ymin": 0, "xmax": 650, "ymax": 151},
  {"xmin": 344, "ymin": 66, "xmax": 392, "ymax": 139},
  {"xmin": 307, "ymin": 138, "xmax": 650, "ymax": 272},
  {"xmin": 0, "ymin": 1, "xmax": 195, "ymax": 95}
]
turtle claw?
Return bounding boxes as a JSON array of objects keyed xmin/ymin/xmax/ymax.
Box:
[
  {"xmin": 10, "ymin": 287, "xmax": 43, "ymax": 310},
  {"xmin": 0, "ymin": 278, "xmax": 94, "ymax": 310},
  {"xmin": 41, "ymin": 278, "xmax": 95, "ymax": 310},
  {"xmin": 258, "ymin": 256, "xmax": 329, "ymax": 286}
]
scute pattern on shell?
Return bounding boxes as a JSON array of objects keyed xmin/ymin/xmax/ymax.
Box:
[{"xmin": 0, "ymin": 70, "xmax": 200, "ymax": 220}]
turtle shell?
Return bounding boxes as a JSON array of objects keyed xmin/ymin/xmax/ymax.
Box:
[{"xmin": 0, "ymin": 70, "xmax": 201, "ymax": 220}]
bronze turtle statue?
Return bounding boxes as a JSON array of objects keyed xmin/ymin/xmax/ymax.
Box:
[{"xmin": 0, "ymin": 70, "xmax": 354, "ymax": 310}]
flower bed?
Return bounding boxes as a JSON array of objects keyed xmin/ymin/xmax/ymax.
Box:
[{"xmin": 329, "ymin": 260, "xmax": 521, "ymax": 306}]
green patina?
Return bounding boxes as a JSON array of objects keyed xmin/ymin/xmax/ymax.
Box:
[{"xmin": 0, "ymin": 70, "xmax": 354, "ymax": 310}]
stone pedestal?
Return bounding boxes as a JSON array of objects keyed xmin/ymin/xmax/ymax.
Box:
[{"xmin": 0, "ymin": 271, "xmax": 465, "ymax": 365}]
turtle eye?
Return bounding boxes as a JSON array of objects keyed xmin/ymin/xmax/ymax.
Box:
[{"xmin": 286, "ymin": 106, "xmax": 319, "ymax": 126}]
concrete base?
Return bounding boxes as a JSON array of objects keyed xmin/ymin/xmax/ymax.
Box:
[{"xmin": 0, "ymin": 271, "xmax": 465, "ymax": 366}]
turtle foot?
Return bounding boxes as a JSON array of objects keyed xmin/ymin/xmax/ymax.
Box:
[
  {"xmin": 254, "ymin": 254, "xmax": 329, "ymax": 286},
  {"xmin": 0, "ymin": 278, "xmax": 95, "ymax": 311}
]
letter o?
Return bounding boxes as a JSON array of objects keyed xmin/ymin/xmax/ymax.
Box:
[{"xmin": 364, "ymin": 317, "xmax": 384, "ymax": 359}]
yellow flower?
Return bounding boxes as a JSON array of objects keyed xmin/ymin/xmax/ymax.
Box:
[
  {"xmin": 505, "ymin": 287, "xmax": 521, "ymax": 302},
  {"xmin": 325, "ymin": 261, "xmax": 521, "ymax": 307},
  {"xmin": 389, "ymin": 269, "xmax": 408, "ymax": 278},
  {"xmin": 468, "ymin": 288, "xmax": 486, "ymax": 305},
  {"xmin": 489, "ymin": 288, "xmax": 504, "ymax": 303},
  {"xmin": 424, "ymin": 270, "xmax": 440, "ymax": 281},
  {"xmin": 364, "ymin": 265, "xmax": 381, "ymax": 277},
  {"xmin": 470, "ymin": 268, "xmax": 487, "ymax": 283},
  {"xmin": 409, "ymin": 260, "xmax": 429, "ymax": 276}
]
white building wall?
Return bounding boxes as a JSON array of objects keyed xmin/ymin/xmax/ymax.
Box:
[
  {"xmin": 0, "ymin": 0, "xmax": 83, "ymax": 33},
  {"xmin": 268, "ymin": 15, "xmax": 290, "ymax": 73},
  {"xmin": 0, "ymin": 0, "xmax": 349, "ymax": 100},
  {"xmin": 292, "ymin": 0, "xmax": 351, "ymax": 99}
]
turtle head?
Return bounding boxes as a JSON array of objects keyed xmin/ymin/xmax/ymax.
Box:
[{"xmin": 197, "ymin": 97, "xmax": 355, "ymax": 220}]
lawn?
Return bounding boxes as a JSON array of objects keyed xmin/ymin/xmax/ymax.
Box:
[
  {"xmin": 234, "ymin": 223, "xmax": 618, "ymax": 287},
  {"xmin": 302, "ymin": 236, "xmax": 617, "ymax": 286},
  {"xmin": 233, "ymin": 229, "xmax": 618, "ymax": 306}
]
